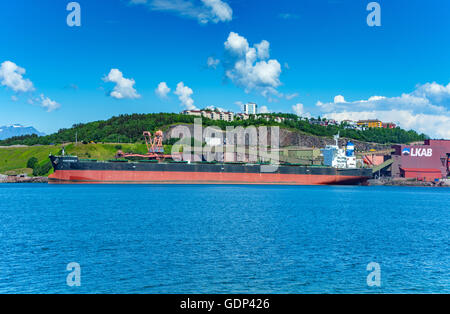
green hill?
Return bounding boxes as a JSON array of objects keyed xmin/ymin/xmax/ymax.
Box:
[
  {"xmin": 0, "ymin": 113, "xmax": 427, "ymax": 147},
  {"xmin": 0, "ymin": 145, "xmax": 60, "ymax": 176}
]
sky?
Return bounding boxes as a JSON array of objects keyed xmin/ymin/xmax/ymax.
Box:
[{"xmin": 0, "ymin": 0, "xmax": 449, "ymax": 138}]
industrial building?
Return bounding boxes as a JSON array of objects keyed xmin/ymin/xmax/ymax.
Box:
[{"xmin": 391, "ymin": 140, "xmax": 450, "ymax": 181}]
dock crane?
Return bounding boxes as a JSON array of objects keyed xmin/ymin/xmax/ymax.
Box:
[{"xmin": 116, "ymin": 130, "xmax": 176, "ymax": 160}]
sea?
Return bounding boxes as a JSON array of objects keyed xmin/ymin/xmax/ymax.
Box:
[{"xmin": 0, "ymin": 184, "xmax": 448, "ymax": 294}]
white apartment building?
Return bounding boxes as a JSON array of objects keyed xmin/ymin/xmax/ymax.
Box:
[
  {"xmin": 235, "ymin": 113, "xmax": 250, "ymax": 120},
  {"xmin": 220, "ymin": 111, "xmax": 234, "ymax": 122},
  {"xmin": 243, "ymin": 103, "xmax": 258, "ymax": 115},
  {"xmin": 182, "ymin": 110, "xmax": 234, "ymax": 122}
]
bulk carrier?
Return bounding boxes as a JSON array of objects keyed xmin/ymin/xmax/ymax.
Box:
[{"xmin": 49, "ymin": 133, "xmax": 372, "ymax": 185}]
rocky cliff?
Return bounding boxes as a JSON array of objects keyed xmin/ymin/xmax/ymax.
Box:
[{"xmin": 165, "ymin": 124, "xmax": 391, "ymax": 151}]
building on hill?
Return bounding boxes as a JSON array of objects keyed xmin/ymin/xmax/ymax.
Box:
[
  {"xmin": 219, "ymin": 111, "xmax": 234, "ymax": 122},
  {"xmin": 309, "ymin": 118, "xmax": 338, "ymax": 127},
  {"xmin": 357, "ymin": 119, "xmax": 383, "ymax": 128},
  {"xmin": 342, "ymin": 120, "xmax": 359, "ymax": 130},
  {"xmin": 243, "ymin": 103, "xmax": 258, "ymax": 115},
  {"xmin": 256, "ymin": 115, "xmax": 287, "ymax": 123},
  {"xmin": 356, "ymin": 119, "xmax": 397, "ymax": 129},
  {"xmin": 182, "ymin": 110, "xmax": 234, "ymax": 122},
  {"xmin": 235, "ymin": 113, "xmax": 250, "ymax": 121},
  {"xmin": 182, "ymin": 108, "xmax": 294, "ymax": 124},
  {"xmin": 382, "ymin": 122, "xmax": 397, "ymax": 129},
  {"xmin": 182, "ymin": 110, "xmax": 202, "ymax": 117}
]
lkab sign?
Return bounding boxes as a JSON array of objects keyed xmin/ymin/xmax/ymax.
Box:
[{"xmin": 402, "ymin": 147, "xmax": 433, "ymax": 157}]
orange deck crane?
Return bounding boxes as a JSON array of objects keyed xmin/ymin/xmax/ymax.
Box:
[
  {"xmin": 116, "ymin": 130, "xmax": 177, "ymax": 160},
  {"xmin": 144, "ymin": 130, "xmax": 164, "ymax": 154}
]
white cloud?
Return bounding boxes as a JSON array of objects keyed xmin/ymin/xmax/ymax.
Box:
[
  {"xmin": 28, "ymin": 94, "xmax": 60, "ymax": 112},
  {"xmin": 412, "ymin": 82, "xmax": 450, "ymax": 104},
  {"xmin": 292, "ymin": 103, "xmax": 311, "ymax": 118},
  {"xmin": 224, "ymin": 32, "xmax": 249, "ymax": 55},
  {"xmin": 39, "ymin": 94, "xmax": 60, "ymax": 112},
  {"xmin": 368, "ymin": 95, "xmax": 386, "ymax": 102},
  {"xmin": 223, "ymin": 32, "xmax": 282, "ymax": 98},
  {"xmin": 0, "ymin": 61, "xmax": 34, "ymax": 93},
  {"xmin": 292, "ymin": 103, "xmax": 304, "ymax": 116},
  {"xmin": 174, "ymin": 82, "xmax": 197, "ymax": 110},
  {"xmin": 0, "ymin": 60, "xmax": 62, "ymax": 112},
  {"xmin": 205, "ymin": 105, "xmax": 226, "ymax": 112},
  {"xmin": 155, "ymin": 82, "xmax": 171, "ymax": 98},
  {"xmin": 316, "ymin": 82, "xmax": 450, "ymax": 139},
  {"xmin": 255, "ymin": 40, "xmax": 270, "ymax": 60},
  {"xmin": 334, "ymin": 95, "xmax": 346, "ymax": 103},
  {"xmin": 234, "ymin": 101, "xmax": 244, "ymax": 111},
  {"xmin": 285, "ymin": 93, "xmax": 299, "ymax": 100},
  {"xmin": 259, "ymin": 105, "xmax": 270, "ymax": 114},
  {"xmin": 130, "ymin": 0, "xmax": 232, "ymax": 24},
  {"xmin": 202, "ymin": 0, "xmax": 232, "ymax": 23},
  {"xmin": 414, "ymin": 82, "xmax": 450, "ymax": 96},
  {"xmin": 207, "ymin": 56, "xmax": 220, "ymax": 69},
  {"xmin": 103, "ymin": 69, "xmax": 140, "ymax": 99},
  {"xmin": 326, "ymin": 110, "xmax": 450, "ymax": 140}
]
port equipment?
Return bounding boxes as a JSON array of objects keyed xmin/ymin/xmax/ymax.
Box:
[
  {"xmin": 116, "ymin": 130, "xmax": 176, "ymax": 160},
  {"xmin": 371, "ymin": 158, "xmax": 393, "ymax": 174},
  {"xmin": 144, "ymin": 131, "xmax": 164, "ymax": 154},
  {"xmin": 447, "ymin": 154, "xmax": 450, "ymax": 176}
]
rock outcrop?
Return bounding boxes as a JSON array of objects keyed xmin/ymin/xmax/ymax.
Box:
[
  {"xmin": 0, "ymin": 174, "xmax": 48, "ymax": 183},
  {"xmin": 165, "ymin": 124, "xmax": 391, "ymax": 151}
]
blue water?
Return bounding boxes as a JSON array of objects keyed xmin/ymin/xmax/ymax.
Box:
[{"xmin": 0, "ymin": 184, "xmax": 448, "ymax": 294}]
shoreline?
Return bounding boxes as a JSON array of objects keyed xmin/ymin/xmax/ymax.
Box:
[
  {"xmin": 0, "ymin": 174, "xmax": 48, "ymax": 183},
  {"xmin": 367, "ymin": 178, "xmax": 449, "ymax": 187},
  {"xmin": 0, "ymin": 175, "xmax": 448, "ymax": 187}
]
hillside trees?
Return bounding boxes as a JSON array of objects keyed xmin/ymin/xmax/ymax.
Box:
[{"xmin": 0, "ymin": 113, "xmax": 428, "ymax": 146}]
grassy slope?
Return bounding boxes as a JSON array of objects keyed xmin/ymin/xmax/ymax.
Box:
[
  {"xmin": 0, "ymin": 143, "xmax": 172, "ymax": 176},
  {"xmin": 64, "ymin": 143, "xmax": 145, "ymax": 160},
  {"xmin": 0, "ymin": 145, "xmax": 61, "ymax": 174}
]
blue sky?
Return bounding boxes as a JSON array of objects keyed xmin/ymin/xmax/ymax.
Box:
[{"xmin": 0, "ymin": 0, "xmax": 449, "ymax": 138}]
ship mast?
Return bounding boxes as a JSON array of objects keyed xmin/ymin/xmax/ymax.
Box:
[{"xmin": 334, "ymin": 132, "xmax": 340, "ymax": 147}]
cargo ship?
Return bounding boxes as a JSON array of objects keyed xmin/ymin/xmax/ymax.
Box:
[
  {"xmin": 48, "ymin": 133, "xmax": 372, "ymax": 185},
  {"xmin": 48, "ymin": 156, "xmax": 371, "ymax": 185}
]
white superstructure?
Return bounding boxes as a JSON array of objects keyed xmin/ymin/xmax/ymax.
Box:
[{"xmin": 321, "ymin": 134, "xmax": 357, "ymax": 169}]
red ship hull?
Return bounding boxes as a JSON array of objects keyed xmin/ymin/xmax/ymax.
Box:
[{"xmin": 49, "ymin": 169, "xmax": 369, "ymax": 185}]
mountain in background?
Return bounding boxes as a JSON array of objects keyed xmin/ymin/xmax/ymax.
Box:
[{"xmin": 0, "ymin": 124, "xmax": 45, "ymax": 140}]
